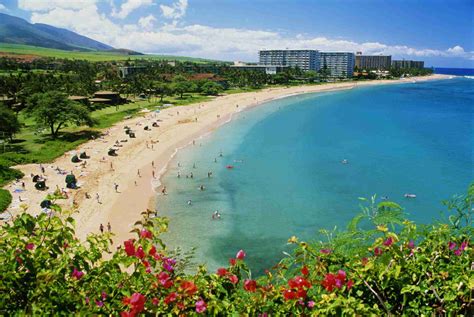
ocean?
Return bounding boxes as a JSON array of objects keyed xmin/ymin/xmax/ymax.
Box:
[{"xmin": 157, "ymin": 77, "xmax": 474, "ymax": 274}]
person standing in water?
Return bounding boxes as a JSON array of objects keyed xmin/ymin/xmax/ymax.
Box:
[{"xmin": 161, "ymin": 186, "xmax": 167, "ymax": 195}]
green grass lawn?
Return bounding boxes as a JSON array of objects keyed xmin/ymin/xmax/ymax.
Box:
[
  {"xmin": 0, "ymin": 93, "xmax": 215, "ymax": 167},
  {"xmin": 0, "ymin": 43, "xmax": 224, "ymax": 63}
]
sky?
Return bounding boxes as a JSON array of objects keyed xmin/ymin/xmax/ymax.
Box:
[{"xmin": 0, "ymin": 0, "xmax": 473, "ymax": 67}]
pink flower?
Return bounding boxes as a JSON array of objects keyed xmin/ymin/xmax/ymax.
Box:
[
  {"xmin": 101, "ymin": 291, "xmax": 107, "ymax": 300},
  {"xmin": 408, "ymin": 240, "xmax": 415, "ymax": 249},
  {"xmin": 307, "ymin": 300, "xmax": 315, "ymax": 308},
  {"xmin": 85, "ymin": 297, "xmax": 90, "ymax": 305},
  {"xmin": 26, "ymin": 243, "xmax": 35, "ymax": 250},
  {"xmin": 320, "ymin": 248, "xmax": 332, "ymax": 254},
  {"xmin": 448, "ymin": 241, "xmax": 457, "ymax": 250},
  {"xmin": 228, "ymin": 274, "xmax": 239, "ymax": 284},
  {"xmin": 152, "ymin": 297, "xmax": 159, "ymax": 306},
  {"xmin": 71, "ymin": 267, "xmax": 84, "ymax": 280},
  {"xmin": 454, "ymin": 249, "xmax": 462, "ymax": 256},
  {"xmin": 236, "ymin": 249, "xmax": 246, "ymax": 260},
  {"xmin": 140, "ymin": 229, "xmax": 153, "ymax": 239},
  {"xmin": 195, "ymin": 299, "xmax": 207, "ymax": 314},
  {"xmin": 123, "ymin": 293, "xmax": 146, "ymax": 315},
  {"xmin": 95, "ymin": 300, "xmax": 104, "ymax": 307},
  {"xmin": 229, "ymin": 258, "xmax": 236, "ymax": 266},
  {"xmin": 383, "ymin": 237, "xmax": 393, "ymax": 247},
  {"xmin": 459, "ymin": 241, "xmax": 468, "ymax": 251}
]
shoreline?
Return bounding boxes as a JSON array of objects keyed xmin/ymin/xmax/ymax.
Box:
[{"xmin": 2, "ymin": 74, "xmax": 452, "ymax": 244}]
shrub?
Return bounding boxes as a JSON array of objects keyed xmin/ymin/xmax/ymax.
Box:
[
  {"xmin": 0, "ymin": 189, "xmax": 12, "ymax": 213},
  {"xmin": 0, "ymin": 185, "xmax": 472, "ymax": 315}
]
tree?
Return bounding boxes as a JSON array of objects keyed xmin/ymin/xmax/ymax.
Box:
[
  {"xmin": 155, "ymin": 83, "xmax": 173, "ymax": 102},
  {"xmin": 173, "ymin": 81, "xmax": 190, "ymax": 99},
  {"xmin": 0, "ymin": 105, "xmax": 21, "ymax": 142},
  {"xmin": 27, "ymin": 91, "xmax": 93, "ymax": 138},
  {"xmin": 201, "ymin": 81, "xmax": 223, "ymax": 96}
]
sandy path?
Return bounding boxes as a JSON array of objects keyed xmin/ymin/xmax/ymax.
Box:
[{"xmin": 3, "ymin": 74, "xmax": 452, "ymax": 243}]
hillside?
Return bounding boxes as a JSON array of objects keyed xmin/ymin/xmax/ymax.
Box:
[
  {"xmin": 0, "ymin": 43, "xmax": 223, "ymax": 63},
  {"xmin": 0, "ymin": 12, "xmax": 113, "ymax": 51}
]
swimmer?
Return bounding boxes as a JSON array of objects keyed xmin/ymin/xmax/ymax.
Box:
[{"xmin": 187, "ymin": 200, "xmax": 192, "ymax": 205}]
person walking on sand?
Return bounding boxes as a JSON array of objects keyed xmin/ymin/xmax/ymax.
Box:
[
  {"xmin": 110, "ymin": 162, "xmax": 114, "ymax": 171},
  {"xmin": 152, "ymin": 161, "xmax": 154, "ymax": 168},
  {"xmin": 107, "ymin": 222, "xmax": 111, "ymax": 232},
  {"xmin": 114, "ymin": 183, "xmax": 119, "ymax": 193},
  {"xmin": 137, "ymin": 169, "xmax": 141, "ymax": 177},
  {"xmin": 152, "ymin": 170, "xmax": 156, "ymax": 179},
  {"xmin": 96, "ymin": 193, "xmax": 101, "ymax": 204},
  {"xmin": 99, "ymin": 223, "xmax": 104, "ymax": 233}
]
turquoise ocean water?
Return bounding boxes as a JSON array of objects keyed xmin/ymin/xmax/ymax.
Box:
[{"xmin": 157, "ymin": 77, "xmax": 473, "ymax": 274}]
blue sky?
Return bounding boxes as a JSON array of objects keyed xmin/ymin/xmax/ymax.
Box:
[{"xmin": 1, "ymin": 0, "xmax": 473, "ymax": 67}]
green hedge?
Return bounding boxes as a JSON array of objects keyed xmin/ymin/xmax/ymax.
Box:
[{"xmin": 0, "ymin": 189, "xmax": 12, "ymax": 212}]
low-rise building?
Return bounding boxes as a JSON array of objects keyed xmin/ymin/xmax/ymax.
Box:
[{"xmin": 230, "ymin": 63, "xmax": 289, "ymax": 75}]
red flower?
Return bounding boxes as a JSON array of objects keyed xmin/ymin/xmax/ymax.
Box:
[
  {"xmin": 283, "ymin": 289, "xmax": 297, "ymax": 300},
  {"xmin": 361, "ymin": 257, "xmax": 369, "ymax": 266},
  {"xmin": 124, "ymin": 239, "xmax": 136, "ymax": 257},
  {"xmin": 383, "ymin": 237, "xmax": 393, "ymax": 247},
  {"xmin": 244, "ymin": 279, "xmax": 257, "ymax": 292},
  {"xmin": 164, "ymin": 292, "xmax": 177, "ymax": 305},
  {"xmin": 26, "ymin": 243, "xmax": 35, "ymax": 250},
  {"xmin": 322, "ymin": 270, "xmax": 351, "ymax": 292},
  {"xmin": 347, "ymin": 280, "xmax": 354, "ymax": 290},
  {"xmin": 180, "ymin": 280, "xmax": 198, "ymax": 296},
  {"xmin": 229, "ymin": 258, "xmax": 236, "ymax": 266},
  {"xmin": 152, "ymin": 298, "xmax": 159, "ymax": 306},
  {"xmin": 288, "ymin": 276, "xmax": 311, "ymax": 289},
  {"xmin": 236, "ymin": 249, "xmax": 246, "ymax": 260},
  {"xmin": 217, "ymin": 267, "xmax": 228, "ymax": 276},
  {"xmin": 448, "ymin": 241, "xmax": 457, "ymax": 250},
  {"xmin": 195, "ymin": 299, "xmax": 207, "ymax": 314},
  {"xmin": 135, "ymin": 246, "xmax": 145, "ymax": 259},
  {"xmin": 157, "ymin": 272, "xmax": 173, "ymax": 288},
  {"xmin": 374, "ymin": 247, "xmax": 383, "ymax": 256},
  {"xmin": 140, "ymin": 229, "xmax": 153, "ymax": 239},
  {"xmin": 228, "ymin": 274, "xmax": 239, "ymax": 284},
  {"xmin": 122, "ymin": 293, "xmax": 146, "ymax": 316},
  {"xmin": 101, "ymin": 291, "xmax": 107, "ymax": 300},
  {"xmin": 301, "ymin": 266, "xmax": 309, "ymax": 276},
  {"xmin": 149, "ymin": 245, "xmax": 156, "ymax": 256},
  {"xmin": 71, "ymin": 267, "xmax": 84, "ymax": 280}
]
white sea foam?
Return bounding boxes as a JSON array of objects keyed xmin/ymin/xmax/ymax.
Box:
[{"xmin": 463, "ymin": 75, "xmax": 474, "ymax": 79}]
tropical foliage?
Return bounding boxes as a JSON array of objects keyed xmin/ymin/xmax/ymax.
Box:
[{"xmin": 0, "ymin": 185, "xmax": 472, "ymax": 315}]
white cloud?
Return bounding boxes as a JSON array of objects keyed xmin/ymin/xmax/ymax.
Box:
[
  {"xmin": 18, "ymin": 0, "xmax": 98, "ymax": 12},
  {"xmin": 0, "ymin": 3, "xmax": 8, "ymax": 11},
  {"xmin": 138, "ymin": 14, "xmax": 157, "ymax": 30},
  {"xmin": 111, "ymin": 0, "xmax": 153, "ymax": 19},
  {"xmin": 160, "ymin": 0, "xmax": 187, "ymax": 20},
  {"xmin": 21, "ymin": 1, "xmax": 474, "ymax": 62}
]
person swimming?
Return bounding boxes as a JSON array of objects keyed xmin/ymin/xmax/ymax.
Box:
[{"xmin": 187, "ymin": 200, "xmax": 192, "ymax": 205}]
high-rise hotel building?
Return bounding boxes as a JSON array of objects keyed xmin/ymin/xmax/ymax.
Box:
[
  {"xmin": 258, "ymin": 50, "xmax": 320, "ymax": 72},
  {"xmin": 319, "ymin": 52, "xmax": 355, "ymax": 78},
  {"xmin": 391, "ymin": 60, "xmax": 425, "ymax": 69},
  {"xmin": 355, "ymin": 52, "xmax": 392, "ymax": 70}
]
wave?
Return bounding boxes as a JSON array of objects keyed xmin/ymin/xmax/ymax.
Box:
[{"xmin": 464, "ymin": 75, "xmax": 474, "ymax": 79}]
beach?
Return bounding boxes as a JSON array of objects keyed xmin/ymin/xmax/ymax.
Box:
[{"xmin": 3, "ymin": 74, "xmax": 451, "ymax": 244}]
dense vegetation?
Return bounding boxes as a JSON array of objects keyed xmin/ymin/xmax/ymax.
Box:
[{"xmin": 0, "ymin": 184, "xmax": 471, "ymax": 315}]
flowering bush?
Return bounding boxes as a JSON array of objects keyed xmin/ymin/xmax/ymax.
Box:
[{"xmin": 0, "ymin": 185, "xmax": 472, "ymax": 315}]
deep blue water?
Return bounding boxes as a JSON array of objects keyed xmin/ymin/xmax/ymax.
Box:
[
  {"xmin": 158, "ymin": 77, "xmax": 473, "ymax": 274},
  {"xmin": 434, "ymin": 67, "xmax": 474, "ymax": 76}
]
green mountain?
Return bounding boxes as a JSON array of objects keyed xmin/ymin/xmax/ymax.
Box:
[{"xmin": 0, "ymin": 12, "xmax": 113, "ymax": 51}]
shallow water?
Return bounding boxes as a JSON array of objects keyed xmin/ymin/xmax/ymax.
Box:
[{"xmin": 157, "ymin": 78, "xmax": 474, "ymax": 274}]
